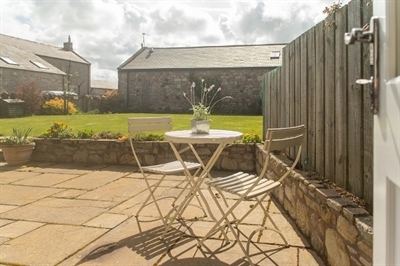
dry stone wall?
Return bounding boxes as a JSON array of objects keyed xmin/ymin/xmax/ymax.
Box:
[
  {"xmin": 255, "ymin": 145, "xmax": 373, "ymax": 266},
  {"xmin": 31, "ymin": 139, "xmax": 255, "ymax": 172}
]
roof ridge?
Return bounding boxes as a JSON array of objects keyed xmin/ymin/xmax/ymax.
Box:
[
  {"xmin": 144, "ymin": 43, "xmax": 287, "ymax": 50},
  {"xmin": 1, "ymin": 33, "xmax": 61, "ymax": 50}
]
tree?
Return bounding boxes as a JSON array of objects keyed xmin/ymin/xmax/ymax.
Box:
[{"xmin": 15, "ymin": 81, "xmax": 42, "ymax": 115}]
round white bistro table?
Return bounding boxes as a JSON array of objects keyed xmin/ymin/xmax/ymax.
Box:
[
  {"xmin": 165, "ymin": 129, "xmax": 243, "ymax": 144},
  {"xmin": 160, "ymin": 129, "xmax": 243, "ymax": 239}
]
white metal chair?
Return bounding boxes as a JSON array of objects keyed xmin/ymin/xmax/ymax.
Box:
[
  {"xmin": 128, "ymin": 117, "xmax": 201, "ymax": 225},
  {"xmin": 197, "ymin": 125, "xmax": 305, "ymax": 266}
]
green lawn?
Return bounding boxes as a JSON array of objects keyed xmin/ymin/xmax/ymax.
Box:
[{"xmin": 0, "ymin": 113, "xmax": 263, "ymax": 138}]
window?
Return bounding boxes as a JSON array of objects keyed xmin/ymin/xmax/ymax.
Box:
[
  {"xmin": 269, "ymin": 51, "xmax": 281, "ymax": 59},
  {"xmin": 30, "ymin": 60, "xmax": 48, "ymax": 69},
  {"xmin": 0, "ymin": 56, "xmax": 19, "ymax": 65}
]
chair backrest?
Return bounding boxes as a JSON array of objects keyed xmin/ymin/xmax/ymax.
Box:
[
  {"xmin": 127, "ymin": 117, "xmax": 172, "ymax": 134},
  {"xmin": 127, "ymin": 117, "xmax": 172, "ymax": 170},
  {"xmin": 260, "ymin": 125, "xmax": 305, "ymax": 182}
]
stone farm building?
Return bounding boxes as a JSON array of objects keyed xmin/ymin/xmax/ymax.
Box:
[
  {"xmin": 118, "ymin": 44, "xmax": 285, "ymax": 115},
  {"xmin": 0, "ymin": 34, "xmax": 90, "ymax": 97}
]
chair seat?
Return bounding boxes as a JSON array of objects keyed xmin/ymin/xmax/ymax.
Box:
[
  {"xmin": 142, "ymin": 161, "xmax": 200, "ymax": 174},
  {"xmin": 207, "ymin": 171, "xmax": 281, "ymax": 199}
]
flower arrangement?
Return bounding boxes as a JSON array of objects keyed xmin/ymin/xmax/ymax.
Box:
[{"xmin": 183, "ymin": 79, "xmax": 232, "ymax": 120}]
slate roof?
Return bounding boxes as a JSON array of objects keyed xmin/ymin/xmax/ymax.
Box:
[
  {"xmin": 0, "ymin": 34, "xmax": 90, "ymax": 75},
  {"xmin": 91, "ymin": 80, "xmax": 117, "ymax": 90},
  {"xmin": 119, "ymin": 44, "xmax": 286, "ymax": 70}
]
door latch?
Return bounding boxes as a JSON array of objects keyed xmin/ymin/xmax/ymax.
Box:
[{"xmin": 344, "ymin": 16, "xmax": 379, "ymax": 114}]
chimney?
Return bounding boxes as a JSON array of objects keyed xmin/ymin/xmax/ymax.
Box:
[{"xmin": 63, "ymin": 35, "xmax": 73, "ymax": 51}]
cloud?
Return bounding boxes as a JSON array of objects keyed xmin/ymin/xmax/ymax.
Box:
[
  {"xmin": 1, "ymin": 0, "xmax": 343, "ymax": 83},
  {"xmin": 143, "ymin": 3, "xmax": 224, "ymax": 47},
  {"xmin": 219, "ymin": 0, "xmax": 330, "ymax": 44}
]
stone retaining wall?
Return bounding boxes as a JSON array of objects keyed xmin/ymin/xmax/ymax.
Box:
[
  {"xmin": 31, "ymin": 138, "xmax": 256, "ymax": 172},
  {"xmin": 28, "ymin": 139, "xmax": 373, "ymax": 266},
  {"xmin": 256, "ymin": 145, "xmax": 373, "ymax": 266}
]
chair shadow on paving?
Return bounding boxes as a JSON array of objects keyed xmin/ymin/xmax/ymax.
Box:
[
  {"xmin": 74, "ymin": 217, "xmax": 191, "ymax": 265},
  {"xmin": 72, "ymin": 213, "xmax": 288, "ymax": 266},
  {"xmin": 178, "ymin": 219, "xmax": 290, "ymax": 266},
  {"xmin": 73, "ymin": 215, "xmax": 237, "ymax": 265}
]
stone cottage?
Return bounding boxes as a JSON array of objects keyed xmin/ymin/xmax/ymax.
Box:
[
  {"xmin": 0, "ymin": 34, "xmax": 91, "ymax": 97},
  {"xmin": 118, "ymin": 44, "xmax": 285, "ymax": 115}
]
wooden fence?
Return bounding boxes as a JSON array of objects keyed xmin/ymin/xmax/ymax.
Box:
[{"xmin": 262, "ymin": 0, "xmax": 373, "ymax": 211}]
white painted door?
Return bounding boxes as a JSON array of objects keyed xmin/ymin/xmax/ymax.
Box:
[{"xmin": 373, "ymin": 0, "xmax": 400, "ymax": 265}]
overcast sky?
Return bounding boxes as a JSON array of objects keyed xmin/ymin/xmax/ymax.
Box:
[{"xmin": 1, "ymin": 0, "xmax": 348, "ymax": 83}]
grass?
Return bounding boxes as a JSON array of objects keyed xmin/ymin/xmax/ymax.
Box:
[{"xmin": 0, "ymin": 113, "xmax": 263, "ymax": 138}]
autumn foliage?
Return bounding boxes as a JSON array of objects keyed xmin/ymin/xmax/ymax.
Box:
[{"xmin": 15, "ymin": 81, "xmax": 42, "ymax": 115}]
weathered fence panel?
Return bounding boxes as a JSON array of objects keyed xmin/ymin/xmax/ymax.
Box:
[
  {"xmin": 262, "ymin": 0, "xmax": 373, "ymax": 210},
  {"xmin": 324, "ymin": 13, "xmax": 336, "ymax": 181},
  {"xmin": 307, "ymin": 26, "xmax": 317, "ymax": 171},
  {"xmin": 347, "ymin": 0, "xmax": 364, "ymax": 197},
  {"xmin": 334, "ymin": 4, "xmax": 348, "ymax": 189},
  {"xmin": 300, "ymin": 33, "xmax": 308, "ymax": 164},
  {"xmin": 315, "ymin": 21, "xmax": 325, "ymax": 175}
]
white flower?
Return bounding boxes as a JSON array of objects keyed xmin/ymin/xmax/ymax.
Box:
[{"xmin": 183, "ymin": 79, "xmax": 232, "ymax": 120}]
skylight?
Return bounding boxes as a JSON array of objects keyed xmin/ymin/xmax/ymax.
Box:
[
  {"xmin": 269, "ymin": 51, "xmax": 281, "ymax": 59},
  {"xmin": 30, "ymin": 60, "xmax": 49, "ymax": 69},
  {"xmin": 0, "ymin": 56, "xmax": 19, "ymax": 65}
]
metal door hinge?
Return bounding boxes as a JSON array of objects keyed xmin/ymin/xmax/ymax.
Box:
[{"xmin": 345, "ymin": 16, "xmax": 379, "ymax": 114}]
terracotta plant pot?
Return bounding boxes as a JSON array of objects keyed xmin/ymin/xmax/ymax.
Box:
[{"xmin": 1, "ymin": 143, "xmax": 35, "ymax": 165}]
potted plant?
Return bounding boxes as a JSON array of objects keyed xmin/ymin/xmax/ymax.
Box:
[
  {"xmin": 0, "ymin": 128, "xmax": 35, "ymax": 165},
  {"xmin": 183, "ymin": 79, "xmax": 232, "ymax": 134}
]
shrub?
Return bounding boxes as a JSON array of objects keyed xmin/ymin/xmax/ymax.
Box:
[
  {"xmin": 99, "ymin": 90, "xmax": 125, "ymax": 113},
  {"xmin": 15, "ymin": 81, "xmax": 42, "ymax": 115},
  {"xmin": 132, "ymin": 133, "xmax": 164, "ymax": 141},
  {"xmin": 92, "ymin": 131, "xmax": 124, "ymax": 139},
  {"xmin": 41, "ymin": 97, "xmax": 78, "ymax": 115},
  {"xmin": 242, "ymin": 131, "xmax": 262, "ymax": 143},
  {"xmin": 76, "ymin": 129, "xmax": 95, "ymax": 139},
  {"xmin": 40, "ymin": 122, "xmax": 75, "ymax": 138}
]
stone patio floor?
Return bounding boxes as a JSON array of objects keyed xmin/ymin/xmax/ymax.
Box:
[{"xmin": 0, "ymin": 162, "xmax": 326, "ymax": 265}]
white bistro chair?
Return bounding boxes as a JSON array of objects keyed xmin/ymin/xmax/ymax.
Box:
[
  {"xmin": 128, "ymin": 117, "xmax": 201, "ymax": 225},
  {"xmin": 197, "ymin": 125, "xmax": 305, "ymax": 266}
]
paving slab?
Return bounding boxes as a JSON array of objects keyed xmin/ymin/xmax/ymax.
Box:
[
  {"xmin": 21, "ymin": 163, "xmax": 100, "ymax": 175},
  {"xmin": 77, "ymin": 178, "xmax": 142, "ymax": 202},
  {"xmin": 299, "ymin": 247, "xmax": 327, "ymax": 266},
  {"xmin": 0, "ymin": 205, "xmax": 18, "ymax": 214},
  {"xmin": 12, "ymin": 172, "xmax": 80, "ymax": 187},
  {"xmin": 52, "ymin": 188, "xmax": 87, "ymax": 198},
  {"xmin": 0, "ymin": 184, "xmax": 63, "ymax": 205},
  {"xmin": 0, "ymin": 197, "xmax": 115, "ymax": 225},
  {"xmin": 84, "ymin": 213, "xmax": 129, "ymax": 229},
  {"xmin": 0, "ymin": 170, "xmax": 42, "ymax": 184},
  {"xmin": 0, "ymin": 219, "xmax": 13, "ymax": 227},
  {"xmin": 58, "ymin": 217, "xmax": 188, "ymax": 266},
  {"xmin": 54, "ymin": 170, "xmax": 128, "ymax": 190},
  {"xmin": 0, "ymin": 224, "xmax": 107, "ymax": 265},
  {"xmin": 158, "ymin": 236, "xmax": 300, "ymax": 266},
  {"xmin": 0, "ymin": 220, "xmax": 44, "ymax": 238}
]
